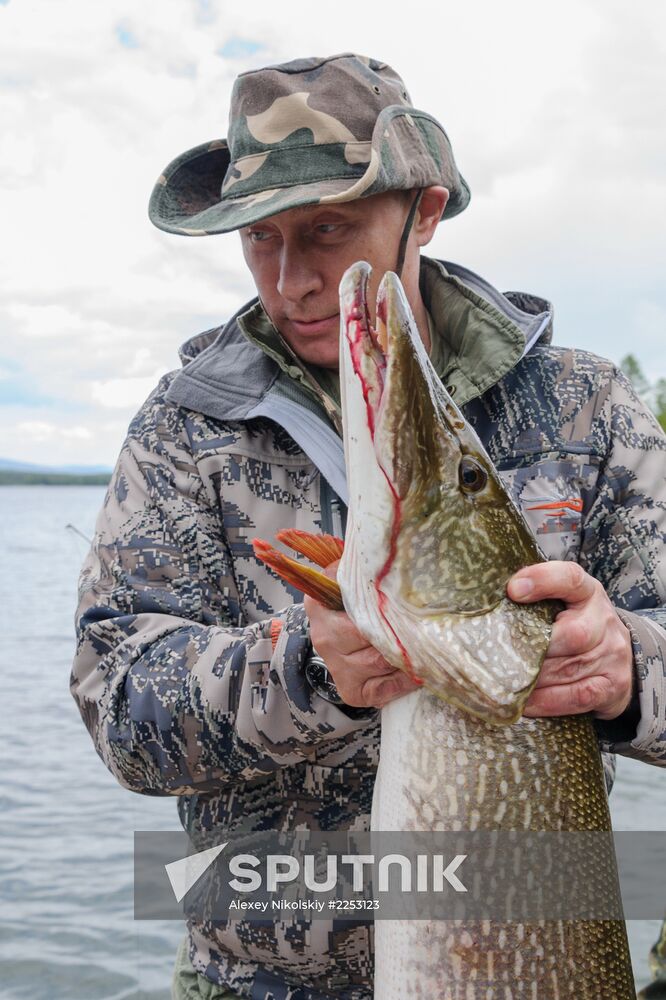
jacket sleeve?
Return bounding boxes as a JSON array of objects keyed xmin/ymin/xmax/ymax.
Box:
[
  {"xmin": 579, "ymin": 367, "xmax": 666, "ymax": 766},
  {"xmin": 70, "ymin": 383, "xmax": 374, "ymax": 796}
]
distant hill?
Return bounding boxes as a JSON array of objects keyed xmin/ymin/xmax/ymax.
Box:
[
  {"xmin": 0, "ymin": 457, "xmax": 113, "ymax": 474},
  {"xmin": 0, "ymin": 457, "xmax": 112, "ymax": 486}
]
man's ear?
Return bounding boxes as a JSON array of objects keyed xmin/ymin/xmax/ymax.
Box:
[{"xmin": 415, "ymin": 186, "xmax": 449, "ymax": 246}]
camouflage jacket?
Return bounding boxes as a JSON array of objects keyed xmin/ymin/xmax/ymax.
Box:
[{"xmin": 71, "ymin": 256, "xmax": 666, "ymax": 1000}]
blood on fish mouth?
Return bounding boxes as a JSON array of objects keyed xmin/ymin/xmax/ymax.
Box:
[{"xmin": 343, "ymin": 273, "xmax": 422, "ymax": 686}]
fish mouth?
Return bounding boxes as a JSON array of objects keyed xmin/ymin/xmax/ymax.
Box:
[
  {"xmin": 338, "ymin": 263, "xmax": 387, "ymax": 440},
  {"xmin": 339, "ymin": 262, "xmax": 468, "ymax": 502},
  {"xmin": 339, "ymin": 262, "xmax": 463, "ymax": 605},
  {"xmin": 338, "ymin": 262, "xmax": 473, "ymax": 683}
]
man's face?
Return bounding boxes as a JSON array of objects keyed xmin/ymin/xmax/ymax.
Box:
[{"xmin": 239, "ymin": 191, "xmax": 416, "ymax": 370}]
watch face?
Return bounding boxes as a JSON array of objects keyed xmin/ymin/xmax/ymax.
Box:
[{"xmin": 305, "ymin": 657, "xmax": 344, "ymax": 704}]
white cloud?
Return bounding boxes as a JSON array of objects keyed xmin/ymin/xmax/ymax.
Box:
[
  {"xmin": 1, "ymin": 0, "xmax": 665, "ymax": 467},
  {"xmin": 62, "ymin": 425, "xmax": 94, "ymax": 440},
  {"xmin": 90, "ymin": 371, "xmax": 167, "ymax": 409},
  {"xmin": 16, "ymin": 420, "xmax": 90, "ymax": 442},
  {"xmin": 17, "ymin": 420, "xmax": 58, "ymax": 442},
  {"xmin": 6, "ymin": 303, "xmax": 99, "ymax": 339},
  {"xmin": 3, "ymin": 407, "xmax": 135, "ymax": 467}
]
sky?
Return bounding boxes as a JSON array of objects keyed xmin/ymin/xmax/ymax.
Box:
[{"xmin": 1, "ymin": 0, "xmax": 664, "ymax": 467}]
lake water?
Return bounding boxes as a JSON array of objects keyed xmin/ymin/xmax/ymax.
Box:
[{"xmin": 0, "ymin": 485, "xmax": 664, "ymax": 999}]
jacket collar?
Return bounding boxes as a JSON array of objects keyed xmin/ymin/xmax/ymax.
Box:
[{"xmin": 166, "ymin": 256, "xmax": 553, "ymax": 424}]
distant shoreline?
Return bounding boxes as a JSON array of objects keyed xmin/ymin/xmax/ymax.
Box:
[{"xmin": 0, "ymin": 471, "xmax": 111, "ymax": 486}]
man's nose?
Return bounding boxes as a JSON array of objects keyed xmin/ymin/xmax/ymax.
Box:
[{"xmin": 276, "ymin": 243, "xmax": 324, "ymax": 303}]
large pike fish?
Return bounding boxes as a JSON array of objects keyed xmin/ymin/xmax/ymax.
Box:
[{"xmin": 255, "ymin": 263, "xmax": 635, "ymax": 998}]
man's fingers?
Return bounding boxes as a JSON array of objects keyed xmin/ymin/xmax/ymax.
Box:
[
  {"xmin": 532, "ymin": 652, "xmax": 598, "ymax": 689},
  {"xmin": 321, "ymin": 616, "xmax": 374, "ymax": 657},
  {"xmin": 304, "ymin": 595, "xmax": 373, "ymax": 656},
  {"xmin": 542, "ymin": 611, "xmax": 604, "ymax": 658},
  {"xmin": 333, "ymin": 657, "xmax": 419, "ymax": 709},
  {"xmin": 508, "ymin": 561, "xmax": 598, "ymax": 605},
  {"xmin": 346, "ymin": 646, "xmax": 395, "ymax": 676},
  {"xmin": 503, "ymin": 561, "xmax": 634, "ymax": 721},
  {"xmin": 322, "ymin": 560, "xmax": 340, "ymax": 579},
  {"xmin": 362, "ymin": 669, "xmax": 419, "ymax": 709},
  {"xmin": 523, "ymin": 675, "xmax": 614, "ymax": 717}
]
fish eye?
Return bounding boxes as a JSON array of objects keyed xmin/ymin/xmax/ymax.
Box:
[{"xmin": 459, "ymin": 457, "xmax": 488, "ymax": 494}]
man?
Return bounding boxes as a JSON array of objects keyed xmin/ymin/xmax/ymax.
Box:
[{"xmin": 71, "ymin": 54, "xmax": 666, "ymax": 999}]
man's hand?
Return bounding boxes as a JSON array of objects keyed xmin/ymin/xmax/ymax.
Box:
[
  {"xmin": 507, "ymin": 562, "xmax": 634, "ymax": 720},
  {"xmin": 304, "ymin": 562, "xmax": 419, "ymax": 709}
]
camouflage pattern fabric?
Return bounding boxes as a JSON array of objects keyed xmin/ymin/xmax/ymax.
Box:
[
  {"xmin": 71, "ymin": 259, "xmax": 666, "ymax": 999},
  {"xmin": 639, "ymin": 918, "xmax": 666, "ymax": 999},
  {"xmin": 173, "ymin": 934, "xmax": 242, "ymax": 999},
  {"xmin": 148, "ymin": 53, "xmax": 470, "ymax": 237}
]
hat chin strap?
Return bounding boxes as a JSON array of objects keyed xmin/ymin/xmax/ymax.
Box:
[{"xmin": 395, "ymin": 189, "xmax": 423, "ymax": 279}]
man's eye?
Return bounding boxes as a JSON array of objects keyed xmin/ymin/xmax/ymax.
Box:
[
  {"xmin": 248, "ymin": 229, "xmax": 271, "ymax": 242},
  {"xmin": 315, "ymin": 224, "xmax": 341, "ymax": 235}
]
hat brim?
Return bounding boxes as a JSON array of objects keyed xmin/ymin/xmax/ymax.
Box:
[{"xmin": 149, "ymin": 110, "xmax": 470, "ymax": 236}]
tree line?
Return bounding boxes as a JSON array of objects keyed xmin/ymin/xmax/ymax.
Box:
[{"xmin": 620, "ymin": 355, "xmax": 666, "ymax": 432}]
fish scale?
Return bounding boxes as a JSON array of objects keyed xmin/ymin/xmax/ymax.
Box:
[
  {"xmin": 336, "ymin": 263, "xmax": 635, "ymax": 998},
  {"xmin": 373, "ymin": 694, "xmax": 634, "ymax": 998}
]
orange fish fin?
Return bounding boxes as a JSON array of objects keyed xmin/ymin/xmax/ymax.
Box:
[
  {"xmin": 252, "ymin": 539, "xmax": 344, "ymax": 611},
  {"xmin": 276, "ymin": 529, "xmax": 344, "ymax": 568}
]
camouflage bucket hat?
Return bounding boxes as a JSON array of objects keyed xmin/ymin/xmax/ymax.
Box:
[{"xmin": 148, "ymin": 52, "xmax": 470, "ymax": 236}]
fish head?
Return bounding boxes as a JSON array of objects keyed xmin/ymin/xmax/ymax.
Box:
[{"xmin": 338, "ymin": 262, "xmax": 553, "ymax": 723}]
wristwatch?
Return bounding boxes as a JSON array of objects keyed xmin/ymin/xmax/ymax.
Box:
[
  {"xmin": 304, "ymin": 647, "xmax": 378, "ymax": 719},
  {"xmin": 304, "ymin": 649, "xmax": 345, "ymax": 705}
]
